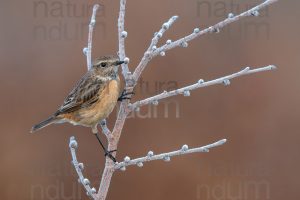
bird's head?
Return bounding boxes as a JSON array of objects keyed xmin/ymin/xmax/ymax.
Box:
[{"xmin": 92, "ymin": 55, "xmax": 124, "ymax": 77}]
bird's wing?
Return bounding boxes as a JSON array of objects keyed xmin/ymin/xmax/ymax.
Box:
[{"xmin": 55, "ymin": 73, "xmax": 106, "ymax": 115}]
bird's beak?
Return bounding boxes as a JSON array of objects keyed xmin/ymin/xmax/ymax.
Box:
[
  {"xmin": 115, "ymin": 60, "xmax": 125, "ymax": 66},
  {"xmin": 114, "ymin": 61, "xmax": 124, "ymax": 73}
]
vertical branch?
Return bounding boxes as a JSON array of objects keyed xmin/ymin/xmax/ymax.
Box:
[
  {"xmin": 96, "ymin": 102, "xmax": 129, "ymax": 200},
  {"xmin": 112, "ymin": 0, "xmax": 131, "ymax": 149},
  {"xmin": 118, "ymin": 0, "xmax": 130, "ymax": 79},
  {"xmin": 95, "ymin": 1, "xmax": 130, "ymax": 200},
  {"xmin": 95, "ymin": 165, "xmax": 115, "ymax": 200},
  {"xmin": 85, "ymin": 4, "xmax": 100, "ymax": 70}
]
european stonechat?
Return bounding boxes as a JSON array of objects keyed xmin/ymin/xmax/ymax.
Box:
[{"xmin": 31, "ymin": 55, "xmax": 131, "ymax": 162}]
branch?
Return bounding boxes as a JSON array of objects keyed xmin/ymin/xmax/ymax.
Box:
[
  {"xmin": 115, "ymin": 139, "xmax": 227, "ymax": 170},
  {"xmin": 130, "ymin": 65, "xmax": 277, "ymax": 110},
  {"xmin": 69, "ymin": 137, "xmax": 97, "ymax": 199},
  {"xmin": 132, "ymin": 15, "xmax": 178, "ymax": 82},
  {"xmin": 118, "ymin": 0, "xmax": 130, "ymax": 79},
  {"xmin": 132, "ymin": 0, "xmax": 278, "ymax": 82},
  {"xmin": 94, "ymin": 1, "xmax": 131, "ymax": 199},
  {"xmin": 83, "ymin": 4, "xmax": 100, "ymax": 71},
  {"xmin": 99, "ymin": 119, "xmax": 112, "ymax": 136},
  {"xmin": 150, "ymin": 16, "xmax": 178, "ymax": 49}
]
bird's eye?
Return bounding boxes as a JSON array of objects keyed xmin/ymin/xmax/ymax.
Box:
[{"xmin": 100, "ymin": 62, "xmax": 107, "ymax": 67}]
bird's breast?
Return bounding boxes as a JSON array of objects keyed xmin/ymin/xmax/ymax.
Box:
[{"xmin": 77, "ymin": 78, "xmax": 120, "ymax": 126}]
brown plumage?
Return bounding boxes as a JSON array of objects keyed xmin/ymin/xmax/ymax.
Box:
[{"xmin": 31, "ymin": 55, "xmax": 124, "ymax": 134}]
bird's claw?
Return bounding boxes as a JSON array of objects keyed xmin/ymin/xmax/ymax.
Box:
[{"xmin": 118, "ymin": 90, "xmax": 135, "ymax": 101}]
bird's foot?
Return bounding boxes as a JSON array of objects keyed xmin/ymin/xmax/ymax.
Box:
[
  {"xmin": 105, "ymin": 149, "xmax": 117, "ymax": 162},
  {"xmin": 118, "ymin": 89, "xmax": 134, "ymax": 101}
]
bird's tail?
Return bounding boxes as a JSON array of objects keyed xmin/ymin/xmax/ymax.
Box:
[{"xmin": 31, "ymin": 116, "xmax": 57, "ymax": 133}]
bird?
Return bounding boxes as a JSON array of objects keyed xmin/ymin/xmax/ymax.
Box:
[{"xmin": 31, "ymin": 55, "xmax": 132, "ymax": 162}]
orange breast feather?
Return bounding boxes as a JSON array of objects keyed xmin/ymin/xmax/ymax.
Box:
[
  {"xmin": 63, "ymin": 78, "xmax": 120, "ymax": 127},
  {"xmin": 79, "ymin": 78, "xmax": 120, "ymax": 126}
]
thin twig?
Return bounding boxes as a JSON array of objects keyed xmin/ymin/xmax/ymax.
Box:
[
  {"xmin": 99, "ymin": 119, "xmax": 111, "ymax": 136},
  {"xmin": 130, "ymin": 65, "xmax": 277, "ymax": 110},
  {"xmin": 132, "ymin": 0, "xmax": 278, "ymax": 82},
  {"xmin": 149, "ymin": 16, "xmax": 179, "ymax": 51},
  {"xmin": 84, "ymin": 4, "xmax": 100, "ymax": 71},
  {"xmin": 132, "ymin": 15, "xmax": 179, "ymax": 82},
  {"xmin": 115, "ymin": 139, "xmax": 227, "ymax": 170},
  {"xmin": 69, "ymin": 137, "xmax": 97, "ymax": 199}
]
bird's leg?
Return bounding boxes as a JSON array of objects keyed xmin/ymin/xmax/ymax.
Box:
[
  {"xmin": 118, "ymin": 89, "xmax": 134, "ymax": 101},
  {"xmin": 104, "ymin": 149, "xmax": 117, "ymax": 162},
  {"xmin": 94, "ymin": 132, "xmax": 117, "ymax": 162},
  {"xmin": 92, "ymin": 127, "xmax": 117, "ymax": 162}
]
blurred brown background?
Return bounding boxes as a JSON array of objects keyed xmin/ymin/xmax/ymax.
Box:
[{"xmin": 0, "ymin": 0, "xmax": 299, "ymax": 199}]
